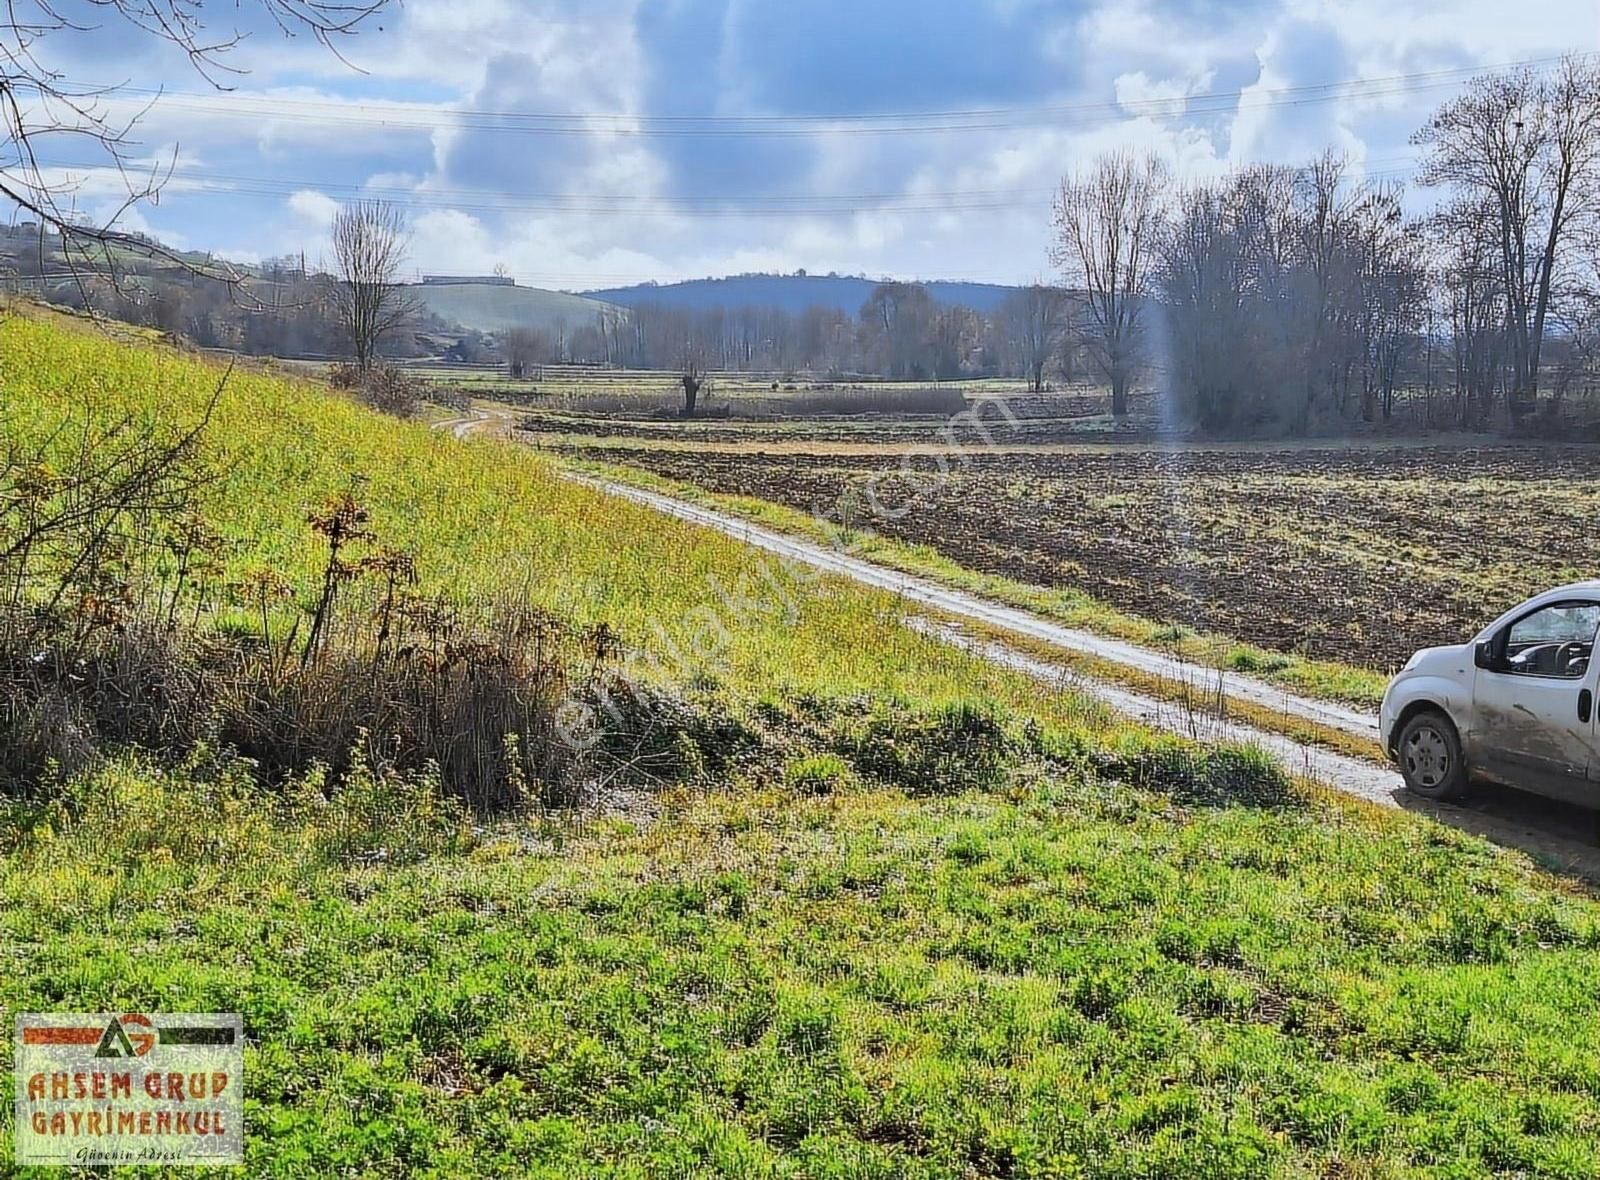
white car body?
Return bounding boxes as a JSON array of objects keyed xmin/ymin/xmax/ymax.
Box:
[{"xmin": 1380, "ymin": 581, "xmax": 1600, "ymax": 804}]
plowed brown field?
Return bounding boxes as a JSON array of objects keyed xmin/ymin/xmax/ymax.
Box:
[{"xmin": 577, "ymin": 443, "xmax": 1600, "ymax": 668}]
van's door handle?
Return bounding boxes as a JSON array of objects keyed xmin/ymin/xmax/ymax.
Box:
[{"xmin": 1580, "ymin": 689, "xmax": 1592, "ymax": 723}]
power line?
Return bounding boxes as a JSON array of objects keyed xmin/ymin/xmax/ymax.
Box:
[
  {"xmin": 30, "ymin": 161, "xmax": 1062, "ymax": 208},
  {"xmin": 23, "ymin": 154, "xmax": 1424, "ymax": 219},
  {"xmin": 29, "ymin": 53, "xmax": 1589, "ymax": 139}
]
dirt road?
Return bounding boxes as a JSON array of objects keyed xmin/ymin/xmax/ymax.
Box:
[
  {"xmin": 574, "ymin": 476, "xmax": 1377, "ymax": 741},
  {"xmin": 435, "ymin": 407, "xmax": 499, "ymax": 440},
  {"xmin": 572, "ymin": 475, "xmax": 1600, "ymax": 878},
  {"xmin": 437, "ymin": 411, "xmax": 1600, "ymax": 877}
]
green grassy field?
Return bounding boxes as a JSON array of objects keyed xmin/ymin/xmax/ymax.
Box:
[
  {"xmin": 4, "ymin": 308, "xmax": 1600, "ymax": 1177},
  {"xmin": 0, "ymin": 313, "xmax": 1108, "ymax": 721}
]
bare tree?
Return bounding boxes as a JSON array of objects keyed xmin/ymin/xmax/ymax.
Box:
[
  {"xmin": 1414, "ymin": 56, "xmax": 1600, "ymax": 417},
  {"xmin": 1431, "ymin": 196, "xmax": 1508, "ymax": 428},
  {"xmin": 678, "ymin": 338, "xmax": 707, "ymax": 418},
  {"xmin": 502, "ymin": 327, "xmax": 548, "ymax": 379},
  {"xmin": 1052, "ymin": 151, "xmax": 1169, "ymax": 416},
  {"xmin": 1348, "ymin": 185, "xmax": 1426, "ymax": 423},
  {"xmin": 1002, "ymin": 284, "xmax": 1066, "ymax": 392},
  {"xmin": 1159, "ymin": 179, "xmax": 1250, "ymax": 431},
  {"xmin": 1534, "ymin": 59, "xmax": 1600, "ymax": 393},
  {"xmin": 1289, "ymin": 153, "xmax": 1362, "ymax": 427},
  {"xmin": 1, "ymin": 0, "xmax": 390, "ymax": 285},
  {"xmin": 331, "ymin": 201, "xmax": 417, "ymax": 372},
  {"xmin": 1157, "ymin": 158, "xmax": 1431, "ymax": 436}
]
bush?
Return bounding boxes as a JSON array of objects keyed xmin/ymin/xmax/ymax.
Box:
[
  {"xmin": 215, "ymin": 598, "xmax": 601, "ymax": 809},
  {"xmin": 1225, "ymin": 647, "xmax": 1292, "ymax": 675},
  {"xmin": 582, "ymin": 679, "xmax": 768, "ymax": 789},
  {"xmin": 327, "ymin": 362, "xmax": 420, "ymax": 416},
  {"xmin": 0, "ymin": 596, "xmax": 616, "ymax": 810},
  {"xmin": 327, "ymin": 361, "xmax": 362, "ymax": 389},
  {"xmin": 782, "ymin": 753, "xmax": 856, "ymax": 796},
  {"xmin": 355, "ymin": 366, "xmax": 421, "ymax": 418},
  {"xmin": 843, "ymin": 699, "xmax": 1019, "ymax": 796},
  {"xmin": 4, "ymin": 686, "xmax": 99, "ymax": 784},
  {"xmin": 1097, "ymin": 739, "xmax": 1301, "ymax": 808},
  {"xmin": 0, "ymin": 618, "xmax": 210, "ymax": 788}
]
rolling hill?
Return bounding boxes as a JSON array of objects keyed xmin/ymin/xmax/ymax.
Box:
[
  {"xmin": 586, "ymin": 272, "xmax": 1023, "ymax": 315},
  {"xmin": 409, "ymin": 280, "xmax": 621, "ymax": 335}
]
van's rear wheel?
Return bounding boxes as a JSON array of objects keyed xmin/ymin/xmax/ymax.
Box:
[{"xmin": 1397, "ymin": 710, "xmax": 1468, "ymax": 800}]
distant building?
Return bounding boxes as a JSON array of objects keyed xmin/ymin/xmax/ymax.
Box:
[{"xmin": 421, "ymin": 274, "xmax": 514, "ymax": 287}]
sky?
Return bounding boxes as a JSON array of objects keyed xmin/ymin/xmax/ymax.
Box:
[{"xmin": 11, "ymin": 0, "xmax": 1599, "ymax": 291}]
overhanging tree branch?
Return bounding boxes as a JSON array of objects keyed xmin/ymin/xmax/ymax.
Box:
[{"xmin": 0, "ymin": 0, "xmax": 391, "ymax": 299}]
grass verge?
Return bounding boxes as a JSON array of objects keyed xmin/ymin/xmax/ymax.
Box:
[{"xmin": 5, "ymin": 740, "xmax": 1600, "ymax": 1177}]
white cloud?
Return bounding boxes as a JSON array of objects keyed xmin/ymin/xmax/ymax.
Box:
[
  {"xmin": 10, "ymin": 0, "xmax": 1596, "ymax": 288},
  {"xmin": 287, "ymin": 190, "xmax": 340, "ymax": 226},
  {"xmin": 1114, "ymin": 72, "xmax": 1199, "ymax": 118}
]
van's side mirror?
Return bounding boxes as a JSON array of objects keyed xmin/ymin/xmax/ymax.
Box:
[{"xmin": 1474, "ymin": 640, "xmax": 1495, "ymax": 670}]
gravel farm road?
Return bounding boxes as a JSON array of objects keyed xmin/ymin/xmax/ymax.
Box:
[{"xmin": 437, "ymin": 407, "xmax": 1600, "ymax": 878}]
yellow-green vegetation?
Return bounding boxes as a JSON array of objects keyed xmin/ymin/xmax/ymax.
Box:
[
  {"xmin": 5, "ymin": 308, "xmax": 1600, "ymax": 1177},
  {"xmin": 0, "ymin": 311, "xmax": 1104, "ymax": 724},
  {"xmin": 562, "ymin": 456, "xmax": 1390, "ymax": 708}
]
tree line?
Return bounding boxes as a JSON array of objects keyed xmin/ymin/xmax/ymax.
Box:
[
  {"xmin": 6, "ymin": 228, "xmax": 1081, "ymax": 392},
  {"xmin": 502, "ymin": 284, "xmax": 1084, "ymax": 388},
  {"xmin": 1054, "ymin": 56, "xmax": 1600, "ymax": 434},
  {"xmin": 12, "ymin": 55, "xmax": 1599, "ymax": 436}
]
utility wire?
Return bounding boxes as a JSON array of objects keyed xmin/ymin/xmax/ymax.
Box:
[
  {"xmin": 24, "ymin": 156, "xmax": 1422, "ymax": 218},
  {"xmin": 20, "ymin": 54, "xmax": 1589, "ymax": 139}
]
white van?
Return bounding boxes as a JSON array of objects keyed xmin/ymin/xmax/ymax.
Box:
[{"xmin": 1381, "ymin": 583, "xmax": 1600, "ymax": 803}]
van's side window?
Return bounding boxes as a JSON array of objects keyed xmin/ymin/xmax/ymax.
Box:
[{"xmin": 1502, "ymin": 603, "xmax": 1600, "ymax": 679}]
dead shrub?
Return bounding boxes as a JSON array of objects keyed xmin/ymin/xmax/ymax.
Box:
[
  {"xmin": 328, "ymin": 362, "xmax": 422, "ymax": 417},
  {"xmin": 4, "ymin": 686, "xmax": 99, "ymax": 785},
  {"xmin": 0, "ymin": 411, "xmax": 624, "ymax": 809},
  {"xmin": 0, "ymin": 586, "xmax": 623, "ymax": 809},
  {"xmin": 216, "ymin": 595, "xmax": 602, "ymax": 810},
  {"xmin": 327, "ymin": 362, "xmax": 362, "ymax": 389},
  {"xmin": 355, "ymin": 366, "xmax": 421, "ymax": 419}
]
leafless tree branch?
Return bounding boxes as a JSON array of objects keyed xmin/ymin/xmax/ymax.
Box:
[{"xmin": 1, "ymin": 0, "xmax": 391, "ymax": 303}]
